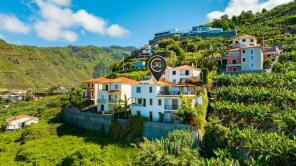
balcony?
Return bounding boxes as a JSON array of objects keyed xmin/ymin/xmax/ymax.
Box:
[
  {"xmin": 98, "ymin": 99, "xmax": 107, "ymax": 103},
  {"xmin": 108, "ymin": 99, "xmax": 119, "ymax": 103},
  {"xmin": 164, "ymin": 105, "xmax": 181, "ymax": 110},
  {"xmin": 132, "ymin": 103, "xmax": 145, "ymax": 107},
  {"xmin": 158, "ymin": 91, "xmax": 196, "ymax": 96},
  {"xmin": 180, "ymin": 73, "xmax": 191, "ymax": 76},
  {"xmin": 226, "ymin": 63, "xmax": 241, "ymax": 67}
]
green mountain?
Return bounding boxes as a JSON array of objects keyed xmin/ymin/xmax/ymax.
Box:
[{"xmin": 0, "ymin": 39, "xmax": 135, "ymax": 89}]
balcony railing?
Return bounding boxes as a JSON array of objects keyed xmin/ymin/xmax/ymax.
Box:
[
  {"xmin": 158, "ymin": 91, "xmax": 196, "ymax": 95},
  {"xmin": 164, "ymin": 105, "xmax": 181, "ymax": 110},
  {"xmin": 108, "ymin": 99, "xmax": 119, "ymax": 103},
  {"xmin": 226, "ymin": 63, "xmax": 241, "ymax": 67},
  {"xmin": 180, "ymin": 73, "xmax": 191, "ymax": 76},
  {"xmin": 98, "ymin": 99, "xmax": 107, "ymax": 103},
  {"xmin": 132, "ymin": 103, "xmax": 145, "ymax": 107}
]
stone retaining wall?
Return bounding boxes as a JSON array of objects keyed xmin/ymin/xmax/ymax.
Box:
[{"xmin": 62, "ymin": 108, "xmax": 194, "ymax": 139}]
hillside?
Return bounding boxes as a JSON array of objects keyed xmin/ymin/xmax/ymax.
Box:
[{"xmin": 0, "ymin": 39, "xmax": 135, "ymax": 89}]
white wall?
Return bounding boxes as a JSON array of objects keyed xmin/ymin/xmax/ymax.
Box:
[{"xmin": 162, "ymin": 67, "xmax": 201, "ymax": 83}]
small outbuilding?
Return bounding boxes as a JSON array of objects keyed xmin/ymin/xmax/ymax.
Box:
[{"xmin": 6, "ymin": 114, "xmax": 39, "ymax": 131}]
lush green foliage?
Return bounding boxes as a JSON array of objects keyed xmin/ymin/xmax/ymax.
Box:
[
  {"xmin": 0, "ymin": 96, "xmax": 139, "ymax": 165},
  {"xmin": 134, "ymin": 129, "xmax": 239, "ymax": 166},
  {"xmin": 177, "ymin": 94, "xmax": 208, "ymax": 131},
  {"xmin": 109, "ymin": 115, "xmax": 145, "ymax": 143},
  {"xmin": 61, "ymin": 87, "xmax": 92, "ymax": 110},
  {"xmin": 153, "ymin": 36, "xmax": 227, "ymax": 70},
  {"xmin": 108, "ymin": 70, "xmax": 149, "ymax": 80},
  {"xmin": 0, "ymin": 39, "xmax": 135, "ymax": 89},
  {"xmin": 214, "ymin": 71, "xmax": 296, "ymax": 90},
  {"xmin": 203, "ymin": 119, "xmax": 296, "ymax": 165},
  {"xmin": 212, "ymin": 86, "xmax": 296, "ymax": 109}
]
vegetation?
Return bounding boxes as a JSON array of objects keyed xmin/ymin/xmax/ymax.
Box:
[
  {"xmin": 61, "ymin": 87, "xmax": 92, "ymax": 110},
  {"xmin": 0, "ymin": 95, "xmax": 139, "ymax": 165},
  {"xmin": 109, "ymin": 115, "xmax": 145, "ymax": 143},
  {"xmin": 205, "ymin": 4, "xmax": 296, "ymax": 161},
  {"xmin": 0, "ymin": 39, "xmax": 135, "ymax": 89}
]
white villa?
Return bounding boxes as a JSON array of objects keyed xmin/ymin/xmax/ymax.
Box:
[
  {"xmin": 131, "ymin": 79, "xmax": 202, "ymax": 122},
  {"xmin": 96, "ymin": 77, "xmax": 139, "ymax": 113},
  {"xmin": 83, "ymin": 77, "xmax": 111, "ymax": 105},
  {"xmin": 161, "ymin": 65, "xmax": 201, "ymax": 83},
  {"xmin": 6, "ymin": 114, "xmax": 39, "ymax": 130},
  {"xmin": 84, "ymin": 65, "xmax": 203, "ymax": 123}
]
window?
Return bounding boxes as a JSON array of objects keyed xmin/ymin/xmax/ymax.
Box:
[
  {"xmin": 233, "ymin": 68, "xmax": 237, "ymax": 71},
  {"xmin": 132, "ymin": 98, "xmax": 136, "ymax": 104},
  {"xmin": 251, "ymin": 39, "xmax": 254, "ymax": 42},
  {"xmin": 242, "ymin": 49, "xmax": 246, "ymax": 54},
  {"xmin": 243, "ymin": 58, "xmax": 246, "ymax": 62},
  {"xmin": 251, "ymin": 63, "xmax": 255, "ymax": 68},
  {"xmin": 143, "ymin": 99, "xmax": 146, "ymax": 107},
  {"xmin": 158, "ymin": 99, "xmax": 162, "ymax": 106},
  {"xmin": 137, "ymin": 111, "xmax": 141, "ymax": 116},
  {"xmin": 242, "ymin": 39, "xmax": 246, "ymax": 42},
  {"xmin": 138, "ymin": 98, "xmax": 142, "ymax": 105},
  {"xmin": 251, "ymin": 49, "xmax": 254, "ymax": 54},
  {"xmin": 150, "ymin": 98, "xmax": 153, "ymax": 105},
  {"xmin": 136, "ymin": 87, "xmax": 141, "ymax": 93},
  {"xmin": 185, "ymin": 70, "xmax": 189, "ymax": 75},
  {"xmin": 235, "ymin": 41, "xmax": 239, "ymax": 44},
  {"xmin": 105, "ymin": 85, "xmax": 108, "ymax": 91},
  {"xmin": 172, "ymin": 71, "xmax": 176, "ymax": 75},
  {"xmin": 114, "ymin": 84, "xmax": 118, "ymax": 89},
  {"xmin": 172, "ymin": 79, "xmax": 176, "ymax": 83},
  {"xmin": 251, "ymin": 55, "xmax": 254, "ymax": 60},
  {"xmin": 149, "ymin": 87, "xmax": 153, "ymax": 93},
  {"xmin": 232, "ymin": 60, "xmax": 237, "ymax": 64}
]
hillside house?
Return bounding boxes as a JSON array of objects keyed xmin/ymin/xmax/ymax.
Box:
[
  {"xmin": 6, "ymin": 114, "xmax": 39, "ymax": 130},
  {"xmin": 131, "ymin": 79, "xmax": 202, "ymax": 122},
  {"xmin": 82, "ymin": 77, "xmax": 110, "ymax": 105},
  {"xmin": 96, "ymin": 77, "xmax": 139, "ymax": 113},
  {"xmin": 161, "ymin": 65, "xmax": 201, "ymax": 83},
  {"xmin": 134, "ymin": 61, "xmax": 146, "ymax": 68},
  {"xmin": 263, "ymin": 47, "xmax": 281, "ymax": 59},
  {"xmin": 222, "ymin": 35, "xmax": 264, "ymax": 72}
]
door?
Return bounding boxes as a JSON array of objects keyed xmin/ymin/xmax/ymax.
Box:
[
  {"xmin": 149, "ymin": 111, "xmax": 153, "ymax": 121},
  {"xmin": 101, "ymin": 105, "xmax": 104, "ymax": 111},
  {"xmin": 172, "ymin": 99, "xmax": 178, "ymax": 110}
]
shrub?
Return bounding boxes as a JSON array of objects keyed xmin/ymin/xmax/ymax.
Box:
[
  {"xmin": 63, "ymin": 145, "xmax": 104, "ymax": 166},
  {"xmin": 108, "ymin": 115, "xmax": 144, "ymax": 143}
]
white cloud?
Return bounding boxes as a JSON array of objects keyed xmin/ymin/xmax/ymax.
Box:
[
  {"xmin": 32, "ymin": 0, "xmax": 129, "ymax": 42},
  {"xmin": 207, "ymin": 0, "xmax": 294, "ymax": 20},
  {"xmin": 107, "ymin": 24, "xmax": 129, "ymax": 37},
  {"xmin": 48, "ymin": 0, "xmax": 71, "ymax": 6},
  {"xmin": 0, "ymin": 14, "xmax": 30, "ymax": 34},
  {"xmin": 0, "ymin": 0, "xmax": 129, "ymax": 42}
]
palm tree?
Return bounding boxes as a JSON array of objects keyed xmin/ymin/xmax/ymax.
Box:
[{"xmin": 113, "ymin": 95, "xmax": 131, "ymax": 119}]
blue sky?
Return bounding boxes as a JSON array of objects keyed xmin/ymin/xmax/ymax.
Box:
[{"xmin": 0, "ymin": 0, "xmax": 292, "ymax": 47}]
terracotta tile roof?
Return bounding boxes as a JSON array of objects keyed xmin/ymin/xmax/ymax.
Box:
[
  {"xmin": 264, "ymin": 47, "xmax": 280, "ymax": 53},
  {"xmin": 7, "ymin": 114, "xmax": 35, "ymax": 122},
  {"xmin": 108, "ymin": 90, "xmax": 121, "ymax": 94},
  {"xmin": 93, "ymin": 77, "xmax": 111, "ymax": 83},
  {"xmin": 108, "ymin": 77, "xmax": 139, "ymax": 84},
  {"xmin": 234, "ymin": 35, "xmax": 257, "ymax": 40},
  {"xmin": 83, "ymin": 77, "xmax": 110, "ymax": 83},
  {"xmin": 139, "ymin": 78, "xmax": 193, "ymax": 87},
  {"xmin": 167, "ymin": 65, "xmax": 201, "ymax": 71},
  {"xmin": 229, "ymin": 48, "xmax": 240, "ymax": 52},
  {"xmin": 83, "ymin": 79, "xmax": 96, "ymax": 83}
]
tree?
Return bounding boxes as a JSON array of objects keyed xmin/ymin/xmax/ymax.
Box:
[
  {"xmin": 61, "ymin": 87, "xmax": 91, "ymax": 110},
  {"xmin": 113, "ymin": 95, "xmax": 131, "ymax": 119}
]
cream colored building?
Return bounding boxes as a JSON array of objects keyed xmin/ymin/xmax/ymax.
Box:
[{"xmin": 161, "ymin": 65, "xmax": 201, "ymax": 83}]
